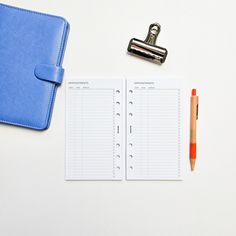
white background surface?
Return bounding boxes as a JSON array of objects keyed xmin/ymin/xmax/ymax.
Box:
[{"xmin": 0, "ymin": 0, "xmax": 236, "ymax": 235}]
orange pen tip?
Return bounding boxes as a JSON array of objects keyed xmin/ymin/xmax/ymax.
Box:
[{"xmin": 192, "ymin": 89, "xmax": 197, "ymax": 96}]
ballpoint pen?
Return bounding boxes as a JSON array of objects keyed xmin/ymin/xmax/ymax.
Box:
[{"xmin": 190, "ymin": 89, "xmax": 198, "ymax": 171}]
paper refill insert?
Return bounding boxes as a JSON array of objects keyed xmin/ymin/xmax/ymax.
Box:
[
  {"xmin": 66, "ymin": 79, "xmax": 124, "ymax": 180},
  {"xmin": 126, "ymin": 79, "xmax": 182, "ymax": 180}
]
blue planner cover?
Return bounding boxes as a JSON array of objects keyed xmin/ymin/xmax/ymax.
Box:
[{"xmin": 0, "ymin": 3, "xmax": 70, "ymax": 130}]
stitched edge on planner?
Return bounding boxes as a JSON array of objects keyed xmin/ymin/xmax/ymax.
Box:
[
  {"xmin": 0, "ymin": 4, "xmax": 67, "ymax": 22},
  {"xmin": 43, "ymin": 21, "xmax": 68, "ymax": 129},
  {"xmin": 0, "ymin": 4, "xmax": 68, "ymax": 129}
]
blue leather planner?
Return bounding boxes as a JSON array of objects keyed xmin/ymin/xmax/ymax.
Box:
[{"xmin": 0, "ymin": 4, "xmax": 70, "ymax": 130}]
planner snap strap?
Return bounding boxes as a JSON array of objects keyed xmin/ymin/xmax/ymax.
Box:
[{"xmin": 34, "ymin": 64, "xmax": 64, "ymax": 85}]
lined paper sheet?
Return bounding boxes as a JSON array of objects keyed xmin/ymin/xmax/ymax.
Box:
[
  {"xmin": 66, "ymin": 79, "xmax": 123, "ymax": 180},
  {"xmin": 126, "ymin": 79, "xmax": 182, "ymax": 180}
]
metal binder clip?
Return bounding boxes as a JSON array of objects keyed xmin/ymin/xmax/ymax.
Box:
[{"xmin": 127, "ymin": 23, "xmax": 168, "ymax": 64}]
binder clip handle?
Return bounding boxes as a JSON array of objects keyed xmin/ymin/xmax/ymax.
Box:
[{"xmin": 145, "ymin": 23, "xmax": 161, "ymax": 45}]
